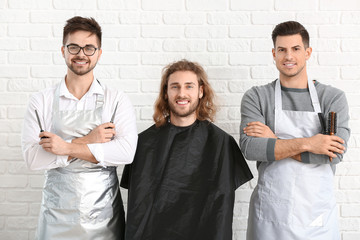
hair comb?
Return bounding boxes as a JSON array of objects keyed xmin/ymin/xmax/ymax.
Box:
[{"xmin": 328, "ymin": 112, "xmax": 337, "ymax": 162}]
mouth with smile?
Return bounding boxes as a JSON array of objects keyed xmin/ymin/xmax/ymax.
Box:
[
  {"xmin": 72, "ymin": 58, "xmax": 89, "ymax": 66},
  {"xmin": 176, "ymin": 99, "xmax": 190, "ymax": 106},
  {"xmin": 283, "ymin": 62, "xmax": 296, "ymax": 69}
]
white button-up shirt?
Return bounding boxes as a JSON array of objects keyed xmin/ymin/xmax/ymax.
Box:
[{"xmin": 21, "ymin": 78, "xmax": 138, "ymax": 170}]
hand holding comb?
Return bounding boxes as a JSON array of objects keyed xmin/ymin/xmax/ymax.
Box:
[{"xmin": 328, "ymin": 112, "xmax": 337, "ymax": 162}]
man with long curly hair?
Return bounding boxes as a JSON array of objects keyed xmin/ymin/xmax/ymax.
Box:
[{"xmin": 121, "ymin": 59, "xmax": 253, "ymax": 240}]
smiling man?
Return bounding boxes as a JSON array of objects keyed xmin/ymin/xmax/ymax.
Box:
[
  {"xmin": 240, "ymin": 21, "xmax": 351, "ymax": 240},
  {"xmin": 21, "ymin": 16, "xmax": 137, "ymax": 239},
  {"xmin": 121, "ymin": 59, "xmax": 253, "ymax": 240}
]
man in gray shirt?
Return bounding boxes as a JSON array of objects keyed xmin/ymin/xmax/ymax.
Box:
[{"xmin": 241, "ymin": 21, "xmax": 350, "ymax": 240}]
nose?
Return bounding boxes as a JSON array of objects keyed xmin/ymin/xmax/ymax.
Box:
[
  {"xmin": 77, "ymin": 48, "xmax": 86, "ymax": 57},
  {"xmin": 178, "ymin": 86, "xmax": 186, "ymax": 97},
  {"xmin": 285, "ymin": 51, "xmax": 293, "ymax": 60}
]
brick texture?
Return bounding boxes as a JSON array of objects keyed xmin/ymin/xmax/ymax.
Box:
[{"xmin": 0, "ymin": 1, "xmax": 359, "ymax": 239}]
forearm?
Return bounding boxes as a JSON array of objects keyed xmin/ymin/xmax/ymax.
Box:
[
  {"xmin": 240, "ymin": 136, "xmax": 276, "ymax": 162},
  {"xmin": 67, "ymin": 142, "xmax": 97, "ymax": 163},
  {"xmin": 301, "ymin": 152, "xmax": 341, "ymax": 164},
  {"xmin": 274, "ymin": 138, "xmax": 308, "ymax": 161},
  {"xmin": 70, "ymin": 128, "xmax": 137, "ymax": 166},
  {"xmin": 275, "ymin": 134, "xmax": 345, "ymax": 162}
]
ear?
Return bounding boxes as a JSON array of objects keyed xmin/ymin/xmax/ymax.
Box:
[
  {"xmin": 305, "ymin": 47, "xmax": 312, "ymax": 60},
  {"xmin": 97, "ymin": 48, "xmax": 102, "ymax": 60},
  {"xmin": 272, "ymin": 48, "xmax": 276, "ymax": 59},
  {"xmin": 199, "ymin": 85, "xmax": 203, "ymax": 99},
  {"xmin": 61, "ymin": 46, "xmax": 65, "ymax": 58}
]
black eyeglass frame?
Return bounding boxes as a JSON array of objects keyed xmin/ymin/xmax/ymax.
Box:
[{"xmin": 65, "ymin": 44, "xmax": 99, "ymax": 56}]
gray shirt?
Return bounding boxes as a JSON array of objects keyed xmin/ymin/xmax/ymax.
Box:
[{"xmin": 240, "ymin": 79, "xmax": 351, "ymax": 173}]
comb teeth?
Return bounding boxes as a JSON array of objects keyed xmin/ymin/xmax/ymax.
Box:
[{"xmin": 328, "ymin": 112, "xmax": 337, "ymax": 135}]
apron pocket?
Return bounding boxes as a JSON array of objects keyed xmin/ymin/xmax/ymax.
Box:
[
  {"xmin": 259, "ymin": 178, "xmax": 294, "ymax": 224},
  {"xmin": 293, "ymin": 173, "xmax": 333, "ymax": 227}
]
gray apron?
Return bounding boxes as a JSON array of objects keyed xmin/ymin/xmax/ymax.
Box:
[
  {"xmin": 247, "ymin": 78, "xmax": 339, "ymax": 240},
  {"xmin": 36, "ymin": 83, "xmax": 124, "ymax": 240}
]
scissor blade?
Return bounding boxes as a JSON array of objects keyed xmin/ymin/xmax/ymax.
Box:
[
  {"xmin": 35, "ymin": 109, "xmax": 44, "ymax": 131},
  {"xmin": 110, "ymin": 102, "xmax": 119, "ymax": 123}
]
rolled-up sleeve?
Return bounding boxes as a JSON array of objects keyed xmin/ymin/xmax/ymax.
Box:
[
  {"xmin": 87, "ymin": 92, "xmax": 138, "ymax": 166},
  {"xmin": 22, "ymin": 92, "xmax": 70, "ymax": 170}
]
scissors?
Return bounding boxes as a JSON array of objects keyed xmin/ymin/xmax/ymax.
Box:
[
  {"xmin": 35, "ymin": 110, "xmax": 48, "ymax": 139},
  {"xmin": 105, "ymin": 102, "xmax": 119, "ymax": 130},
  {"xmin": 110, "ymin": 102, "xmax": 119, "ymax": 124}
]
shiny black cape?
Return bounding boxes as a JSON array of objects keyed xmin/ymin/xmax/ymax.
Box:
[{"xmin": 121, "ymin": 120, "xmax": 253, "ymax": 240}]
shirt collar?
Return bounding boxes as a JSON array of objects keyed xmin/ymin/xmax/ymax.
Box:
[{"xmin": 59, "ymin": 75, "xmax": 104, "ymax": 99}]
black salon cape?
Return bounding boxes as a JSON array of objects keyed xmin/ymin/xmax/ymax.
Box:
[{"xmin": 121, "ymin": 120, "xmax": 253, "ymax": 240}]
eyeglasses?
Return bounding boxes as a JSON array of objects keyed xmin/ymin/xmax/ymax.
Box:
[{"xmin": 65, "ymin": 44, "xmax": 98, "ymax": 56}]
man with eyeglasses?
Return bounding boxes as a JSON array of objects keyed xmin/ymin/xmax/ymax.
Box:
[{"xmin": 21, "ymin": 16, "xmax": 138, "ymax": 240}]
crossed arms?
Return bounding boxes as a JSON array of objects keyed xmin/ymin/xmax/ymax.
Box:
[
  {"xmin": 39, "ymin": 122, "xmax": 116, "ymax": 163},
  {"xmin": 243, "ymin": 121, "xmax": 344, "ymax": 161},
  {"xmin": 239, "ymin": 83, "xmax": 350, "ymax": 164},
  {"xmin": 22, "ymin": 90, "xmax": 138, "ymax": 170}
]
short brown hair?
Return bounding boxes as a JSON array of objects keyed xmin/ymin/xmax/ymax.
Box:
[
  {"xmin": 272, "ymin": 21, "xmax": 310, "ymax": 48},
  {"xmin": 153, "ymin": 59, "xmax": 217, "ymax": 127},
  {"xmin": 63, "ymin": 16, "xmax": 102, "ymax": 48}
]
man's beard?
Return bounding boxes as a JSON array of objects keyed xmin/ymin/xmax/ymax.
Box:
[
  {"xmin": 169, "ymin": 98, "xmax": 200, "ymax": 118},
  {"xmin": 278, "ymin": 63, "xmax": 305, "ymax": 78},
  {"xmin": 66, "ymin": 57, "xmax": 96, "ymax": 76}
]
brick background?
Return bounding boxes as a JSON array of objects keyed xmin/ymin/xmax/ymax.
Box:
[{"xmin": 0, "ymin": 0, "xmax": 359, "ymax": 239}]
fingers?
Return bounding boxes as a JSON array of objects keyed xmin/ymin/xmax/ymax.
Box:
[
  {"xmin": 326, "ymin": 150, "xmax": 338, "ymax": 158},
  {"xmin": 246, "ymin": 121, "xmax": 264, "ymax": 127},
  {"xmin": 331, "ymin": 135, "xmax": 345, "ymax": 144},
  {"xmin": 103, "ymin": 122, "xmax": 115, "ymax": 129},
  {"xmin": 244, "ymin": 126, "xmax": 263, "ymax": 135},
  {"xmin": 330, "ymin": 141, "xmax": 345, "ymax": 151},
  {"xmin": 243, "ymin": 122, "xmax": 276, "ymax": 138},
  {"xmin": 39, "ymin": 131, "xmax": 52, "ymax": 139}
]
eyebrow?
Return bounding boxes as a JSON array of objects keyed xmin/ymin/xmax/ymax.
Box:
[
  {"xmin": 68, "ymin": 43, "xmax": 96, "ymax": 47},
  {"xmin": 169, "ymin": 82, "xmax": 196, "ymax": 85},
  {"xmin": 277, "ymin": 45, "xmax": 302, "ymax": 49}
]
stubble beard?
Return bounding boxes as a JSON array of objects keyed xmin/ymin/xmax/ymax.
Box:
[
  {"xmin": 278, "ymin": 63, "xmax": 306, "ymax": 79},
  {"xmin": 66, "ymin": 57, "xmax": 96, "ymax": 76},
  {"xmin": 169, "ymin": 98, "xmax": 200, "ymax": 118}
]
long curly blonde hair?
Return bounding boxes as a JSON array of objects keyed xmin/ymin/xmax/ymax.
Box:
[{"xmin": 153, "ymin": 59, "xmax": 217, "ymax": 127}]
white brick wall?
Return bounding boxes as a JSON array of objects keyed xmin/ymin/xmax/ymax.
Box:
[{"xmin": 0, "ymin": 1, "xmax": 359, "ymax": 239}]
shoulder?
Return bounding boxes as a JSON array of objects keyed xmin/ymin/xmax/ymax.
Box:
[
  {"xmin": 200, "ymin": 121, "xmax": 233, "ymax": 140},
  {"xmin": 29, "ymin": 83, "xmax": 58, "ymax": 105},
  {"xmin": 244, "ymin": 80, "xmax": 275, "ymax": 95},
  {"xmin": 315, "ymin": 81, "xmax": 347, "ymax": 104},
  {"xmin": 102, "ymin": 84, "xmax": 126, "ymax": 99},
  {"xmin": 315, "ymin": 81, "xmax": 345, "ymax": 96},
  {"xmin": 241, "ymin": 80, "xmax": 276, "ymax": 110},
  {"xmin": 243, "ymin": 80, "xmax": 275, "ymax": 101},
  {"xmin": 138, "ymin": 124, "xmax": 160, "ymax": 139},
  {"xmin": 199, "ymin": 121, "xmax": 240, "ymax": 151},
  {"xmin": 101, "ymin": 83, "xmax": 134, "ymax": 109}
]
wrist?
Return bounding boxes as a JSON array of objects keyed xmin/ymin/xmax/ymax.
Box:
[
  {"xmin": 299, "ymin": 138, "xmax": 310, "ymax": 153},
  {"xmin": 72, "ymin": 136, "xmax": 88, "ymax": 144}
]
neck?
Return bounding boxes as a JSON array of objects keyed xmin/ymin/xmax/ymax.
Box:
[
  {"xmin": 279, "ymin": 69, "xmax": 308, "ymax": 89},
  {"xmin": 65, "ymin": 70, "xmax": 94, "ymax": 100},
  {"xmin": 169, "ymin": 114, "xmax": 197, "ymax": 127}
]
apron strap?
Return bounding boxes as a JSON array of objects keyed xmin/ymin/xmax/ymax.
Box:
[
  {"xmin": 307, "ymin": 78, "xmax": 321, "ymax": 113},
  {"xmin": 275, "ymin": 79, "xmax": 282, "ymax": 110},
  {"xmin": 275, "ymin": 78, "xmax": 321, "ymax": 113},
  {"xmin": 53, "ymin": 79, "xmax": 105, "ymax": 112}
]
